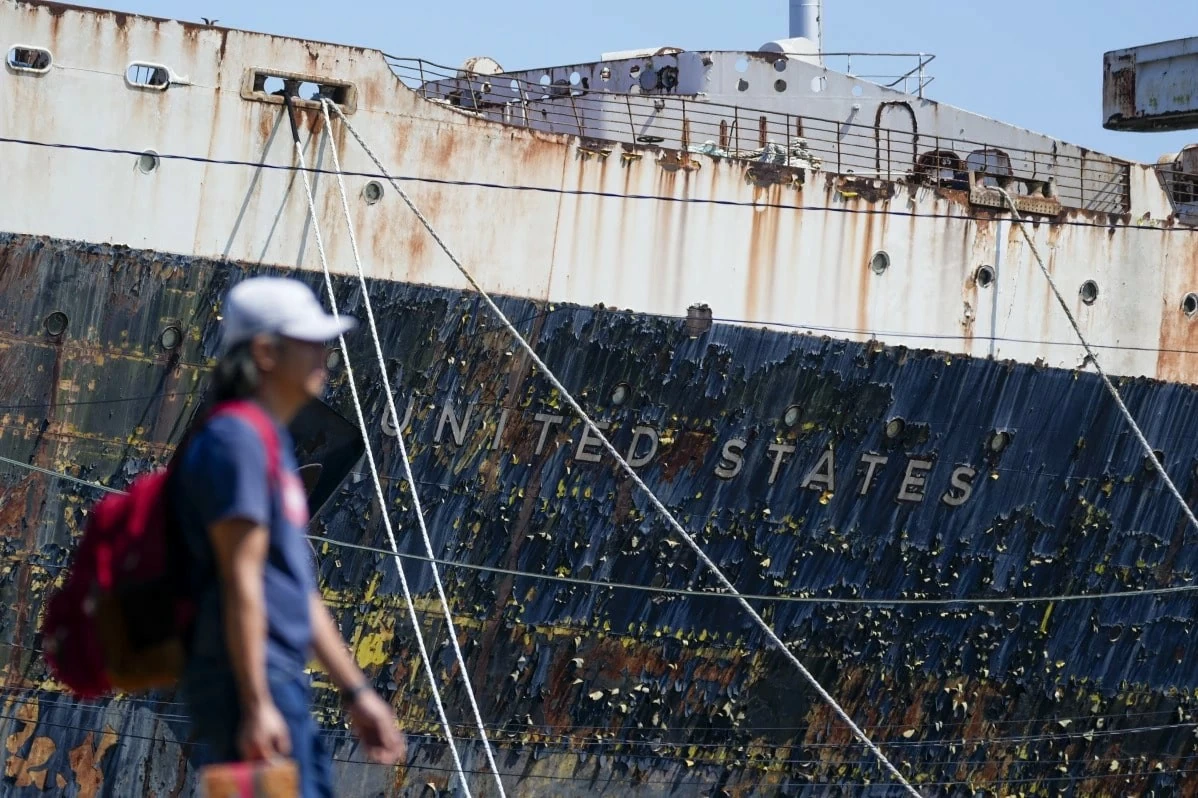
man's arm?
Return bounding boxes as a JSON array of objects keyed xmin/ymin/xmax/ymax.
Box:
[
  {"xmin": 309, "ymin": 594, "xmax": 406, "ymax": 764},
  {"xmin": 210, "ymin": 518, "xmax": 290, "ymax": 759}
]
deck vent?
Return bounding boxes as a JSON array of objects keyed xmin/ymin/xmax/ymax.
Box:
[
  {"xmin": 1183, "ymin": 293, "xmax": 1198, "ymax": 317},
  {"xmin": 126, "ymin": 62, "xmax": 170, "ymax": 90},
  {"xmin": 1079, "ymin": 280, "xmax": 1099, "ymax": 305},
  {"xmin": 6, "ymin": 46, "xmax": 52, "ymax": 74},
  {"xmin": 43, "ymin": 311, "xmax": 68, "ymax": 337},
  {"xmin": 975, "ymin": 265, "xmax": 995, "ymax": 287}
]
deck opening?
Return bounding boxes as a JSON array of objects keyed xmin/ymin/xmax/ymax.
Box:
[
  {"xmin": 245, "ymin": 70, "xmax": 356, "ymax": 112},
  {"xmin": 6, "ymin": 46, "xmax": 52, "ymax": 73},
  {"xmin": 126, "ymin": 62, "xmax": 170, "ymax": 90}
]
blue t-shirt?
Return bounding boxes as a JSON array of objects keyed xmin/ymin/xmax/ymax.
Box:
[{"xmin": 175, "ymin": 410, "xmax": 316, "ymax": 679}]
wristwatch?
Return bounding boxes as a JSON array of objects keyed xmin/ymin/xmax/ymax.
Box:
[{"xmin": 340, "ymin": 682, "xmax": 368, "ymax": 704}]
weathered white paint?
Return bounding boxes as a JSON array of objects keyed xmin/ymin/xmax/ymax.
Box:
[{"xmin": 0, "ymin": 0, "xmax": 1195, "ymax": 385}]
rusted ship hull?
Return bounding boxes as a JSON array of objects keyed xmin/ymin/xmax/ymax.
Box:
[{"xmin": 2, "ymin": 232, "xmax": 1198, "ymax": 796}]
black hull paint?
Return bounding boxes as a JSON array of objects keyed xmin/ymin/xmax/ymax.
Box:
[{"xmin": 1, "ymin": 233, "xmax": 1197, "ymax": 796}]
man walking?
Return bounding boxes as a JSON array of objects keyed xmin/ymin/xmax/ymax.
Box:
[{"xmin": 175, "ymin": 276, "xmax": 405, "ymax": 796}]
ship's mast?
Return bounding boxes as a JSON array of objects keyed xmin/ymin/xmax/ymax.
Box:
[{"xmin": 789, "ymin": 0, "xmax": 822, "ymax": 55}]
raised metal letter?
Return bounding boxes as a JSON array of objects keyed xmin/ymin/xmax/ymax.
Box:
[{"xmin": 897, "ymin": 458, "xmax": 933, "ymax": 503}]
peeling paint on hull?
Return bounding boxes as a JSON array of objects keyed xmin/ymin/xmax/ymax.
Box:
[{"xmin": 4, "ymin": 234, "xmax": 1198, "ymax": 796}]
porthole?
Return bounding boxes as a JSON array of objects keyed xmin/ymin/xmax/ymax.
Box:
[
  {"xmin": 773, "ymin": 59, "xmax": 787, "ymax": 73},
  {"xmin": 852, "ymin": 85, "xmax": 864, "ymax": 97},
  {"xmin": 737, "ymin": 79, "xmax": 749, "ymax": 92},
  {"xmin": 870, "ymin": 250, "xmax": 890, "ymax": 275},
  {"xmin": 783, "ymin": 405, "xmax": 802, "ymax": 428},
  {"xmin": 734, "ymin": 57, "xmax": 749, "ymax": 73},
  {"xmin": 159, "ymin": 325, "xmax": 182, "ymax": 351},
  {"xmin": 125, "ymin": 62, "xmax": 170, "ymax": 90},
  {"xmin": 6, "ymin": 46, "xmax": 52, "ymax": 74},
  {"xmin": 1182, "ymin": 293, "xmax": 1198, "ymax": 317},
  {"xmin": 610, "ymin": 382, "xmax": 630, "ymax": 407},
  {"xmin": 810, "ymin": 76, "xmax": 826, "ymax": 93},
  {"xmin": 362, "ymin": 181, "xmax": 384, "ymax": 205},
  {"xmin": 988, "ymin": 430, "xmax": 1012, "ymax": 453},
  {"xmin": 43, "ymin": 311, "xmax": 68, "ymax": 337},
  {"xmin": 1079, "ymin": 280, "xmax": 1099, "ymax": 305},
  {"xmin": 136, "ymin": 150, "xmax": 160, "ymax": 174},
  {"xmin": 326, "ymin": 347, "xmax": 342, "ymax": 371},
  {"xmin": 1143, "ymin": 450, "xmax": 1165, "ymax": 473},
  {"xmin": 774, "ymin": 79, "xmax": 787, "ymax": 92},
  {"xmin": 975, "ymin": 265, "xmax": 995, "ymax": 287},
  {"xmin": 885, "ymin": 418, "xmax": 905, "ymax": 439}
]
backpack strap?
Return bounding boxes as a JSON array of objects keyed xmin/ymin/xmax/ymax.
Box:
[{"xmin": 208, "ymin": 399, "xmax": 282, "ymax": 487}]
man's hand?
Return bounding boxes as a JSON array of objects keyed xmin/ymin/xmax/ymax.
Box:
[
  {"xmin": 238, "ymin": 701, "xmax": 292, "ymax": 761},
  {"xmin": 347, "ymin": 688, "xmax": 407, "ymax": 764}
]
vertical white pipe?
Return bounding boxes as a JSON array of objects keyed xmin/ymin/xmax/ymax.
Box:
[{"xmin": 789, "ymin": 0, "xmax": 822, "ymax": 50}]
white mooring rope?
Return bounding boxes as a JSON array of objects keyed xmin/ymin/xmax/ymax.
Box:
[
  {"xmin": 996, "ymin": 187, "xmax": 1198, "ymax": 534},
  {"xmin": 316, "ymin": 101, "xmax": 507, "ymax": 796},
  {"xmin": 283, "ymin": 99, "xmax": 474, "ymax": 796},
  {"xmin": 321, "ymin": 99, "xmax": 924, "ymax": 797}
]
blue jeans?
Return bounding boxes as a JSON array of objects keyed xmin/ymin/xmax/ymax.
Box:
[{"xmin": 183, "ymin": 669, "xmax": 333, "ymax": 798}]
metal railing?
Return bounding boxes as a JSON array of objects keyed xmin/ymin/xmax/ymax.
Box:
[
  {"xmin": 1156, "ymin": 165, "xmax": 1198, "ymax": 222},
  {"xmin": 818, "ymin": 52, "xmax": 936, "ymax": 97},
  {"xmin": 386, "ymin": 57, "xmax": 1131, "ymax": 214}
]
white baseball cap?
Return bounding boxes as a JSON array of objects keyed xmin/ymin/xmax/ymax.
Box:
[{"xmin": 220, "ymin": 277, "xmax": 356, "ymax": 353}]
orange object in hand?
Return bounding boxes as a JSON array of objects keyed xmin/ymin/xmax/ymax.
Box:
[{"xmin": 200, "ymin": 759, "xmax": 300, "ymax": 798}]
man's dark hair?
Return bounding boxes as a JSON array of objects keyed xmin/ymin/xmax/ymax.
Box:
[{"xmin": 212, "ymin": 340, "xmax": 262, "ymax": 401}]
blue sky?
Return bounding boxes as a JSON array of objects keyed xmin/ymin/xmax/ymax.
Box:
[{"xmin": 88, "ymin": 0, "xmax": 1196, "ymax": 164}]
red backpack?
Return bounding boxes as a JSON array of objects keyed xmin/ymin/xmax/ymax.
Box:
[{"xmin": 41, "ymin": 399, "xmax": 280, "ymax": 698}]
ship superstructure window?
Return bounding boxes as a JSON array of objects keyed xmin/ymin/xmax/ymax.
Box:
[
  {"xmin": 6, "ymin": 46, "xmax": 52, "ymax": 73},
  {"xmin": 916, "ymin": 150, "xmax": 966, "ymax": 187},
  {"xmin": 966, "ymin": 148, "xmax": 1013, "ymax": 187},
  {"xmin": 126, "ymin": 62, "xmax": 170, "ymax": 90}
]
